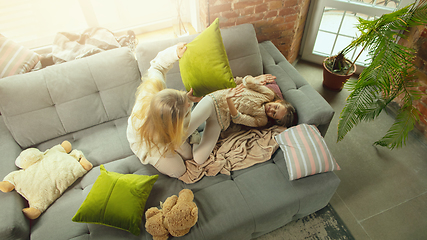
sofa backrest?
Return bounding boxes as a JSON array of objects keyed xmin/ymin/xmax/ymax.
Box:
[
  {"xmin": 0, "ymin": 48, "xmax": 140, "ymax": 148},
  {"xmin": 0, "ymin": 24, "xmax": 262, "ymax": 148},
  {"xmin": 135, "ymin": 23, "xmax": 263, "ymax": 91}
]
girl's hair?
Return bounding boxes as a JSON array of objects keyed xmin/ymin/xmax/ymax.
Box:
[
  {"xmin": 265, "ymin": 87, "xmax": 296, "ymax": 128},
  {"xmin": 131, "ymin": 77, "xmax": 189, "ymax": 156},
  {"xmin": 274, "ymin": 99, "xmax": 296, "ymax": 128}
]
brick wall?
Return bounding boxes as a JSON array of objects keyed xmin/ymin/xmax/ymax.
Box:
[
  {"xmin": 198, "ymin": 0, "xmax": 311, "ymax": 63},
  {"xmin": 411, "ymin": 26, "xmax": 427, "ymax": 137},
  {"xmin": 396, "ymin": 25, "xmax": 427, "ymax": 138}
]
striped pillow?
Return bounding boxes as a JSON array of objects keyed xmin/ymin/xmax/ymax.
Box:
[
  {"xmin": 275, "ymin": 124, "xmax": 340, "ymax": 180},
  {"xmin": 0, "ymin": 34, "xmax": 40, "ymax": 78}
]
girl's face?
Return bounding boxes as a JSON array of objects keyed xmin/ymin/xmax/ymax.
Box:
[{"xmin": 265, "ymin": 102, "xmax": 287, "ymax": 120}]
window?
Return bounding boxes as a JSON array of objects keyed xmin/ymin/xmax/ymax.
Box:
[
  {"xmin": 301, "ymin": 0, "xmax": 413, "ymax": 72},
  {"xmin": 312, "ymin": 9, "xmax": 374, "ymax": 66},
  {"xmin": 0, "ymin": 0, "xmax": 198, "ymax": 50}
]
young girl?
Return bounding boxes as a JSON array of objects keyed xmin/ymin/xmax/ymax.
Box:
[
  {"xmin": 187, "ymin": 74, "xmax": 295, "ymax": 165},
  {"xmin": 126, "ymin": 43, "xmax": 201, "ymax": 178}
]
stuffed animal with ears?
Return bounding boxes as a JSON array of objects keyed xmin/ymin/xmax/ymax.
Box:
[
  {"xmin": 145, "ymin": 189, "xmax": 198, "ymax": 240},
  {"xmin": 0, "ymin": 141, "xmax": 92, "ymax": 219}
]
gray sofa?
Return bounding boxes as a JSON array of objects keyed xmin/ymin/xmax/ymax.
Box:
[{"xmin": 0, "ymin": 24, "xmax": 339, "ymax": 240}]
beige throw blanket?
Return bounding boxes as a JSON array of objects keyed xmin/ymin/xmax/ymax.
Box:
[
  {"xmin": 179, "ymin": 125, "xmax": 286, "ymax": 184},
  {"xmin": 52, "ymin": 27, "xmax": 136, "ymax": 64}
]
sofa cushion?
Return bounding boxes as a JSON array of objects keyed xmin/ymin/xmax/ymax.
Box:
[
  {"xmin": 193, "ymin": 181, "xmax": 255, "ymax": 239},
  {"xmin": 72, "ymin": 165, "xmax": 158, "ymax": 236},
  {"xmin": 0, "ymin": 48, "xmax": 140, "ymax": 148},
  {"xmin": 135, "ymin": 23, "xmax": 263, "ymax": 92},
  {"xmin": 179, "ymin": 18, "xmax": 235, "ymax": 97},
  {"xmin": 233, "ymin": 162, "xmax": 299, "ymax": 237},
  {"xmin": 275, "ymin": 124, "xmax": 340, "ymax": 180}
]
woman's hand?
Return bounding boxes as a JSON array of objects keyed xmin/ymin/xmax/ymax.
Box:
[
  {"xmin": 226, "ymin": 84, "xmax": 245, "ymax": 99},
  {"xmin": 177, "ymin": 42, "xmax": 187, "ymax": 59},
  {"xmin": 254, "ymin": 74, "xmax": 276, "ymax": 85},
  {"xmin": 187, "ymin": 88, "xmax": 203, "ymax": 103}
]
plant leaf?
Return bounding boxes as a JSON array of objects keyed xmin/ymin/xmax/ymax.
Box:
[
  {"xmin": 336, "ymin": 0, "xmax": 427, "ymax": 148},
  {"xmin": 374, "ymin": 106, "xmax": 420, "ymax": 149}
]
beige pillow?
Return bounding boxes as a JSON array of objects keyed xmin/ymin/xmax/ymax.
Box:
[{"xmin": 0, "ymin": 34, "xmax": 40, "ymax": 78}]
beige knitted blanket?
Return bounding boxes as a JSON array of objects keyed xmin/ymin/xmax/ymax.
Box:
[{"xmin": 179, "ymin": 125, "xmax": 286, "ymax": 184}]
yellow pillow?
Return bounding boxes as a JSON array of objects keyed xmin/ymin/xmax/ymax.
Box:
[
  {"xmin": 179, "ymin": 18, "xmax": 235, "ymax": 97},
  {"xmin": 72, "ymin": 165, "xmax": 158, "ymax": 236}
]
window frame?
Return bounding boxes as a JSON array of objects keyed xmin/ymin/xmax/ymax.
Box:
[{"xmin": 301, "ymin": 0, "xmax": 414, "ymax": 73}]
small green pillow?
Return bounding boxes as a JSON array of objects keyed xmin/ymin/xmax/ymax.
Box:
[
  {"xmin": 179, "ymin": 18, "xmax": 235, "ymax": 97},
  {"xmin": 72, "ymin": 165, "xmax": 158, "ymax": 236}
]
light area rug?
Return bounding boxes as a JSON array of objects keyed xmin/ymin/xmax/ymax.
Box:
[{"xmin": 255, "ymin": 204, "xmax": 355, "ymax": 240}]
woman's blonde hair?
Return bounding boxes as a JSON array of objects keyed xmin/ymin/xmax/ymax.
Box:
[{"xmin": 131, "ymin": 77, "xmax": 189, "ymax": 156}]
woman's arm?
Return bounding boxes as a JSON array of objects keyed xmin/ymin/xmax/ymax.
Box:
[
  {"xmin": 187, "ymin": 88, "xmax": 203, "ymax": 103},
  {"xmin": 132, "ymin": 44, "xmax": 187, "ymax": 120},
  {"xmin": 146, "ymin": 43, "xmax": 187, "ymax": 87}
]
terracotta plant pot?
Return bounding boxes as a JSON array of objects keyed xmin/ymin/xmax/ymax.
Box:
[{"xmin": 322, "ymin": 57, "xmax": 356, "ymax": 91}]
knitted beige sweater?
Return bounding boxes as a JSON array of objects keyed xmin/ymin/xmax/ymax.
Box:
[{"xmin": 208, "ymin": 76, "xmax": 275, "ymax": 131}]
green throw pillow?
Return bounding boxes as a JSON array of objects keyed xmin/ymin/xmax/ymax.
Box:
[
  {"xmin": 179, "ymin": 18, "xmax": 235, "ymax": 97},
  {"xmin": 72, "ymin": 165, "xmax": 158, "ymax": 236}
]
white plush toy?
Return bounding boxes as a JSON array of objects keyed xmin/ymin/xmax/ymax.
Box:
[{"xmin": 0, "ymin": 141, "xmax": 92, "ymax": 219}]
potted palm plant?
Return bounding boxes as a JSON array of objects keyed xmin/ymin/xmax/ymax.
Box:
[
  {"xmin": 335, "ymin": 0, "xmax": 427, "ymax": 149},
  {"xmin": 323, "ymin": 51, "xmax": 356, "ymax": 91}
]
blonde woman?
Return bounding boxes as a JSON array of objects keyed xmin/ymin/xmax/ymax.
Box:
[
  {"xmin": 127, "ymin": 43, "xmax": 201, "ymax": 178},
  {"xmin": 188, "ymin": 74, "xmax": 295, "ymax": 165}
]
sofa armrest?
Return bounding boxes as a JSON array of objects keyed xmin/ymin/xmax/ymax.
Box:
[
  {"xmin": 258, "ymin": 41, "xmax": 334, "ymax": 136},
  {"xmin": 0, "ymin": 116, "xmax": 30, "ymax": 240}
]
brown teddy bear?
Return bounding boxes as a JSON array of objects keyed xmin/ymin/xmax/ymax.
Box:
[
  {"xmin": 0, "ymin": 141, "xmax": 92, "ymax": 219},
  {"xmin": 145, "ymin": 189, "xmax": 198, "ymax": 239},
  {"xmin": 145, "ymin": 207, "xmax": 170, "ymax": 240}
]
